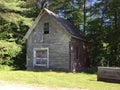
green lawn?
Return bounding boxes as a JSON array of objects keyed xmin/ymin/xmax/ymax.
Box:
[{"xmin": 0, "ymin": 70, "xmax": 120, "ymax": 90}]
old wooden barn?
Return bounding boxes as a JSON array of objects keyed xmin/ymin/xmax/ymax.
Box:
[{"xmin": 24, "ymin": 8, "xmax": 90, "ymax": 72}]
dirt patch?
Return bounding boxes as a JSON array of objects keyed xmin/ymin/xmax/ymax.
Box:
[{"xmin": 0, "ymin": 81, "xmax": 87, "ymax": 90}]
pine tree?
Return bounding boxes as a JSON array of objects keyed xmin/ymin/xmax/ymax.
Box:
[
  {"xmin": 0, "ymin": 0, "xmax": 32, "ymax": 69},
  {"xmin": 86, "ymin": 0, "xmax": 120, "ymax": 67}
]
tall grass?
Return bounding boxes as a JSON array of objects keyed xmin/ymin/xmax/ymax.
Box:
[{"xmin": 0, "ymin": 65, "xmax": 12, "ymax": 71}]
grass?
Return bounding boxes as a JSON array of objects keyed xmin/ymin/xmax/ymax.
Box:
[
  {"xmin": 0, "ymin": 65, "xmax": 12, "ymax": 71},
  {"xmin": 0, "ymin": 67, "xmax": 120, "ymax": 90}
]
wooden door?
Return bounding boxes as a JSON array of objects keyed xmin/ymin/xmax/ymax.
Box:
[{"xmin": 70, "ymin": 45, "xmax": 81, "ymax": 72}]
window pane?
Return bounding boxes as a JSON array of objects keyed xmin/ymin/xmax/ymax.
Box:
[
  {"xmin": 36, "ymin": 50, "xmax": 47, "ymax": 58},
  {"xmin": 36, "ymin": 59, "xmax": 47, "ymax": 65},
  {"xmin": 44, "ymin": 23, "xmax": 49, "ymax": 34}
]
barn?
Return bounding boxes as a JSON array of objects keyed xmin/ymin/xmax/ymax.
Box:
[{"xmin": 23, "ymin": 8, "xmax": 89, "ymax": 72}]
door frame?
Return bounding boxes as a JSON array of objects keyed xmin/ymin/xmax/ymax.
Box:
[
  {"xmin": 70, "ymin": 43, "xmax": 81, "ymax": 72},
  {"xmin": 33, "ymin": 48, "xmax": 49, "ymax": 68}
]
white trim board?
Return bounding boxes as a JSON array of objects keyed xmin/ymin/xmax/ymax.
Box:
[{"xmin": 33, "ymin": 48, "xmax": 49, "ymax": 68}]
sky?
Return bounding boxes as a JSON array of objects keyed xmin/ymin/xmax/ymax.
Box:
[
  {"xmin": 86, "ymin": 0, "xmax": 97, "ymax": 7},
  {"xmin": 36, "ymin": 0, "xmax": 98, "ymax": 7}
]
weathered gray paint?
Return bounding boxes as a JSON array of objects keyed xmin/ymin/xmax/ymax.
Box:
[
  {"xmin": 26, "ymin": 12, "xmax": 71, "ymax": 71},
  {"xmin": 25, "ymin": 8, "xmax": 89, "ymax": 71}
]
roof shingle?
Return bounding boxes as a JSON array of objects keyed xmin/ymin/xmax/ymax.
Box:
[
  {"xmin": 44, "ymin": 8, "xmax": 85, "ymax": 40},
  {"xmin": 24, "ymin": 8, "xmax": 85, "ymax": 40}
]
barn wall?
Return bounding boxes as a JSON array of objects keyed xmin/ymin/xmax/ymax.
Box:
[
  {"xmin": 26, "ymin": 12, "xmax": 71, "ymax": 71},
  {"xmin": 70, "ymin": 37, "xmax": 89, "ymax": 71}
]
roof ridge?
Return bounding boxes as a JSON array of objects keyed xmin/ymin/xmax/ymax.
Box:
[
  {"xmin": 23, "ymin": 8, "xmax": 85, "ymax": 41},
  {"xmin": 44, "ymin": 8, "xmax": 84, "ymax": 36},
  {"xmin": 44, "ymin": 8, "xmax": 59, "ymax": 17}
]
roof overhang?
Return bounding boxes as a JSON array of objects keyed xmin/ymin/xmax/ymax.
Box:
[{"xmin": 23, "ymin": 8, "xmax": 86, "ymax": 41}]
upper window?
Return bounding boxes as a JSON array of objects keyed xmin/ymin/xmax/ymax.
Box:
[{"xmin": 44, "ymin": 23, "xmax": 49, "ymax": 34}]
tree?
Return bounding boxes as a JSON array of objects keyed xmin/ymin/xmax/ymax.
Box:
[
  {"xmin": 25, "ymin": 0, "xmax": 48, "ymax": 18},
  {"xmin": 0, "ymin": 0, "xmax": 32, "ymax": 40},
  {"xmin": 49, "ymin": 0, "xmax": 83, "ymax": 29},
  {"xmin": 86, "ymin": 0, "xmax": 120, "ymax": 67},
  {"xmin": 0, "ymin": 0, "xmax": 32, "ymax": 69}
]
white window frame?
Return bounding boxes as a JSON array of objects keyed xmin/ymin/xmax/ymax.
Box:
[{"xmin": 33, "ymin": 48, "xmax": 49, "ymax": 68}]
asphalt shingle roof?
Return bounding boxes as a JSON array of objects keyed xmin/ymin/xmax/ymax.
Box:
[
  {"xmin": 24, "ymin": 8, "xmax": 85, "ymax": 40},
  {"xmin": 44, "ymin": 8, "xmax": 85, "ymax": 40}
]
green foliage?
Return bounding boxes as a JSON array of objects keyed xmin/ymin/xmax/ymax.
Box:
[
  {"xmin": 0, "ymin": 0, "xmax": 119, "ymax": 69},
  {"xmin": 83, "ymin": 67, "xmax": 97, "ymax": 74},
  {"xmin": 49, "ymin": 0, "xmax": 83, "ymax": 28},
  {"xmin": 0, "ymin": 65, "xmax": 12, "ymax": 71},
  {"xmin": 25, "ymin": 0, "xmax": 48, "ymax": 18},
  {"xmin": 0, "ymin": 40, "xmax": 21, "ymax": 65},
  {"xmin": 87, "ymin": 0, "xmax": 120, "ymax": 67},
  {"xmin": 0, "ymin": 0, "xmax": 32, "ymax": 26},
  {"xmin": 0, "ymin": 0, "xmax": 30, "ymax": 69},
  {"xmin": 13, "ymin": 42, "xmax": 26, "ymax": 69}
]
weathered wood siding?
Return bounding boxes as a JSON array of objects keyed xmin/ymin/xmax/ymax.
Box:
[
  {"xmin": 26, "ymin": 12, "xmax": 71, "ymax": 71},
  {"xmin": 97, "ymin": 67, "xmax": 120, "ymax": 83},
  {"xmin": 70, "ymin": 37, "xmax": 89, "ymax": 71}
]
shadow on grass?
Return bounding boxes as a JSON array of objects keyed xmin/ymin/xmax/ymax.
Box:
[
  {"xmin": 11, "ymin": 67, "xmax": 97, "ymax": 74},
  {"xmin": 32, "ymin": 69, "xmax": 71, "ymax": 73},
  {"xmin": 26, "ymin": 67, "xmax": 98, "ymax": 74},
  {"xmin": 77, "ymin": 67, "xmax": 97, "ymax": 74}
]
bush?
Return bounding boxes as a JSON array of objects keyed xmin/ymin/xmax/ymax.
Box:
[
  {"xmin": 13, "ymin": 42, "xmax": 26, "ymax": 70},
  {"xmin": 0, "ymin": 40, "xmax": 21, "ymax": 66},
  {"xmin": 83, "ymin": 67, "xmax": 97, "ymax": 74}
]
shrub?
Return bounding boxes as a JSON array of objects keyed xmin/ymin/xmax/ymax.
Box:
[
  {"xmin": 83, "ymin": 67, "xmax": 97, "ymax": 74},
  {"xmin": 13, "ymin": 42, "xmax": 26, "ymax": 70},
  {"xmin": 0, "ymin": 40, "xmax": 21, "ymax": 66}
]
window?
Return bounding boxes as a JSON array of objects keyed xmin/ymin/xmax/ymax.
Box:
[
  {"xmin": 44, "ymin": 23, "xmax": 49, "ymax": 34},
  {"xmin": 34, "ymin": 48, "xmax": 49, "ymax": 68}
]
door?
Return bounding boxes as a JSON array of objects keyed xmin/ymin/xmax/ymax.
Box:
[
  {"xmin": 33, "ymin": 48, "xmax": 49, "ymax": 68},
  {"xmin": 70, "ymin": 45, "xmax": 81, "ymax": 72}
]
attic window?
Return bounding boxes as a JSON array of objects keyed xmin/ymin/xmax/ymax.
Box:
[{"xmin": 44, "ymin": 23, "xmax": 49, "ymax": 34}]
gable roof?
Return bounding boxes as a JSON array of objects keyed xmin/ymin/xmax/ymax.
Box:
[{"xmin": 23, "ymin": 8, "xmax": 85, "ymax": 41}]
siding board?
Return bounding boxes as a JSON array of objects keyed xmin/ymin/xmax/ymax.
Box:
[
  {"xmin": 26, "ymin": 10, "xmax": 89, "ymax": 72},
  {"xmin": 27, "ymin": 12, "xmax": 70, "ymax": 71}
]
